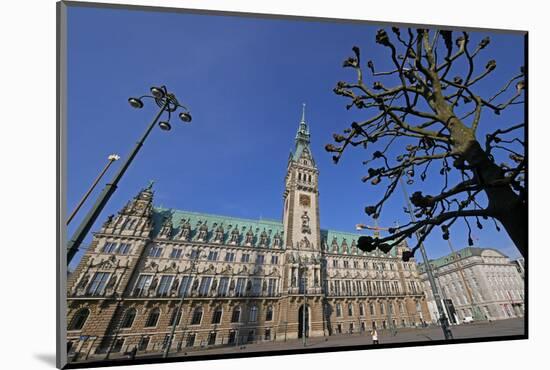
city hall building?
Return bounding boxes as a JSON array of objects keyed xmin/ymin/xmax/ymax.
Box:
[{"xmin": 66, "ymin": 109, "xmax": 430, "ymax": 360}]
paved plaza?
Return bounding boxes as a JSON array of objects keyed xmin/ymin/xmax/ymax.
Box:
[{"xmin": 72, "ymin": 318, "xmax": 525, "ymax": 365}]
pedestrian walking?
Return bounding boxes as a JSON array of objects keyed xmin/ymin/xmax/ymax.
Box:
[{"xmin": 370, "ymin": 328, "xmax": 379, "ymax": 344}]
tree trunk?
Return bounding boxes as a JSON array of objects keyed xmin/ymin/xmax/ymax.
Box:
[{"xmin": 463, "ymin": 140, "xmax": 527, "ymax": 257}]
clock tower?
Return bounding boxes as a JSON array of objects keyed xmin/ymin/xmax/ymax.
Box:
[{"xmin": 282, "ymin": 104, "xmax": 321, "ymax": 252}]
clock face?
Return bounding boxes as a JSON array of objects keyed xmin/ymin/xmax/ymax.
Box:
[{"xmin": 299, "ymin": 194, "xmax": 311, "ymax": 207}]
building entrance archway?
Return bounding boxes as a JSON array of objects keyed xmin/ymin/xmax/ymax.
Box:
[{"xmin": 298, "ymin": 304, "xmax": 310, "ymax": 338}]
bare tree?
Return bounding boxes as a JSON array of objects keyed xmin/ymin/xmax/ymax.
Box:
[{"xmin": 327, "ymin": 28, "xmax": 526, "ymax": 261}]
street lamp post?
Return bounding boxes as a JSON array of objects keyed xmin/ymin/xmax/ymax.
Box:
[
  {"xmin": 66, "ymin": 86, "xmax": 192, "ymax": 265},
  {"xmin": 164, "ymin": 248, "xmax": 204, "ymax": 358},
  {"xmin": 298, "ymin": 260, "xmax": 310, "ymax": 347},
  {"xmin": 399, "ymin": 176, "xmax": 453, "ymax": 340},
  {"xmin": 67, "ymin": 154, "xmax": 120, "ymax": 225}
]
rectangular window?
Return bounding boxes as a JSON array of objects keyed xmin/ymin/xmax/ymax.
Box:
[
  {"xmin": 264, "ymin": 329, "xmax": 271, "ymax": 340},
  {"xmin": 345, "ymin": 281, "xmax": 352, "ymax": 295},
  {"xmin": 218, "ymin": 277, "xmax": 229, "ymax": 297},
  {"xmin": 212, "ymin": 310, "xmax": 222, "ymax": 324},
  {"xmin": 179, "ymin": 276, "xmax": 193, "ymax": 297},
  {"xmin": 102, "ymin": 242, "xmax": 118, "ymax": 253},
  {"xmin": 363, "ymin": 261, "xmax": 368, "ymax": 269},
  {"xmin": 299, "ymin": 277, "xmax": 307, "ymax": 294},
  {"xmin": 235, "ymin": 278, "xmax": 246, "ymax": 297},
  {"xmin": 186, "ymin": 334, "xmax": 195, "ymax": 347},
  {"xmin": 208, "ymin": 251, "xmax": 218, "ymax": 261},
  {"xmin": 189, "ymin": 249, "xmax": 199, "ymax": 260},
  {"xmin": 138, "ymin": 336, "xmax": 150, "ymax": 351},
  {"xmin": 267, "ymin": 278, "xmax": 277, "ymax": 296},
  {"xmin": 241, "ymin": 254, "xmax": 250, "ymax": 263},
  {"xmin": 117, "ymin": 243, "xmax": 131, "ymax": 254},
  {"xmin": 225, "ymin": 252, "xmax": 235, "ymax": 262},
  {"xmin": 271, "ymin": 255, "xmax": 279, "ymax": 264},
  {"xmin": 157, "ymin": 275, "xmax": 174, "ymax": 297},
  {"xmin": 148, "ymin": 246, "xmax": 163, "ymax": 257},
  {"xmin": 336, "ymin": 304, "xmax": 342, "ymax": 317},
  {"xmin": 333, "ymin": 260, "xmax": 338, "ymax": 268},
  {"xmin": 207, "ymin": 332, "xmax": 217, "ymax": 345},
  {"xmin": 111, "ymin": 338, "xmax": 124, "ymax": 353},
  {"xmin": 198, "ymin": 277, "xmax": 212, "ymax": 296},
  {"xmin": 228, "ymin": 331, "xmax": 236, "ymax": 344},
  {"xmin": 134, "ymin": 274, "xmax": 152, "ymax": 296},
  {"xmin": 170, "ymin": 248, "xmax": 183, "ymax": 259},
  {"xmin": 255, "ymin": 254, "xmax": 265, "ymax": 264},
  {"xmin": 343, "ymin": 260, "xmax": 349, "ymax": 268},
  {"xmin": 353, "ymin": 261, "xmax": 358, "ymax": 269},
  {"xmin": 87, "ymin": 272, "xmax": 111, "ymax": 295},
  {"xmin": 251, "ymin": 278, "xmax": 262, "ymax": 296}
]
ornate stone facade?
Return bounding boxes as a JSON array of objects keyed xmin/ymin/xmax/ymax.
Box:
[
  {"xmin": 66, "ymin": 108, "xmax": 430, "ymax": 361},
  {"xmin": 418, "ymin": 247, "xmax": 525, "ymax": 323}
]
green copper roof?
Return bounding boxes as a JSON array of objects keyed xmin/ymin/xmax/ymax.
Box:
[
  {"xmin": 417, "ymin": 247, "xmax": 506, "ymax": 272},
  {"xmin": 291, "ymin": 103, "xmax": 314, "ymax": 163},
  {"xmin": 151, "ymin": 207, "xmax": 394, "ymax": 255},
  {"xmin": 321, "ymin": 229, "xmax": 398, "ymax": 257},
  {"xmin": 153, "ymin": 208, "xmax": 284, "ymax": 248}
]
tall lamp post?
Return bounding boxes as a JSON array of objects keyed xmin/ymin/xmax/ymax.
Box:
[
  {"xmin": 298, "ymin": 259, "xmax": 310, "ymax": 347},
  {"xmin": 398, "ymin": 176, "xmax": 453, "ymax": 340},
  {"xmin": 164, "ymin": 248, "xmax": 205, "ymax": 358},
  {"xmin": 66, "ymin": 86, "xmax": 192, "ymax": 265},
  {"xmin": 67, "ymin": 154, "xmax": 120, "ymax": 225}
]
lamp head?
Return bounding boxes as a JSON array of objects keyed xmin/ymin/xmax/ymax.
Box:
[
  {"xmin": 158, "ymin": 121, "xmax": 172, "ymax": 131},
  {"xmin": 150, "ymin": 86, "xmax": 166, "ymax": 99},
  {"xmin": 179, "ymin": 111, "xmax": 192, "ymax": 123},
  {"xmin": 128, "ymin": 97, "xmax": 144, "ymax": 109}
]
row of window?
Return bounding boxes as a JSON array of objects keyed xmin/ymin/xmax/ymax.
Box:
[
  {"xmin": 148, "ymin": 246, "xmax": 279, "ymax": 265},
  {"xmin": 133, "ymin": 274, "xmax": 279, "ymax": 298},
  {"xmin": 101, "ymin": 242, "xmax": 132, "ymax": 255},
  {"xmin": 332, "ymin": 301, "xmax": 409, "ymax": 318},
  {"xmin": 330, "ymin": 259, "xmax": 414, "ymax": 271},
  {"xmin": 68, "ymin": 304, "xmax": 275, "ymax": 332},
  {"xmin": 328, "ymin": 279, "xmax": 403, "ymax": 296}
]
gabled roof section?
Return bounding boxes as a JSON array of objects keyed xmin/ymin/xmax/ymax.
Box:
[
  {"xmin": 321, "ymin": 229, "xmax": 398, "ymax": 257},
  {"xmin": 152, "ymin": 207, "xmax": 284, "ymax": 248}
]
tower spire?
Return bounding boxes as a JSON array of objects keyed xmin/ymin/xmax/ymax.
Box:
[{"xmin": 291, "ymin": 103, "xmax": 313, "ymax": 164}]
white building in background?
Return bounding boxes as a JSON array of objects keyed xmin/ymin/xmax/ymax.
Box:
[{"xmin": 418, "ymin": 247, "xmax": 524, "ymax": 324}]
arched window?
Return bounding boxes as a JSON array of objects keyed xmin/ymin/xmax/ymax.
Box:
[
  {"xmin": 120, "ymin": 308, "xmax": 136, "ymax": 329},
  {"xmin": 266, "ymin": 306, "xmax": 273, "ymax": 321},
  {"xmin": 191, "ymin": 306, "xmax": 203, "ymax": 325},
  {"xmin": 249, "ymin": 306, "xmax": 258, "ymax": 322},
  {"xmin": 169, "ymin": 308, "xmax": 182, "ymax": 326},
  {"xmin": 298, "ymin": 173, "xmax": 302, "ymax": 181},
  {"xmin": 68, "ymin": 308, "xmax": 90, "ymax": 331},
  {"xmin": 348, "ymin": 303, "xmax": 354, "ymax": 316},
  {"xmin": 212, "ymin": 307, "xmax": 223, "ymax": 324},
  {"xmin": 359, "ymin": 303, "xmax": 365, "ymax": 316},
  {"xmin": 336, "ymin": 303, "xmax": 342, "ymax": 317},
  {"xmin": 231, "ymin": 306, "xmax": 241, "ymax": 323},
  {"xmin": 145, "ymin": 308, "xmax": 160, "ymax": 327}
]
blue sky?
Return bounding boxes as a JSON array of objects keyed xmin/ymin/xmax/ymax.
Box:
[{"xmin": 67, "ymin": 5, "xmax": 525, "ymax": 269}]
